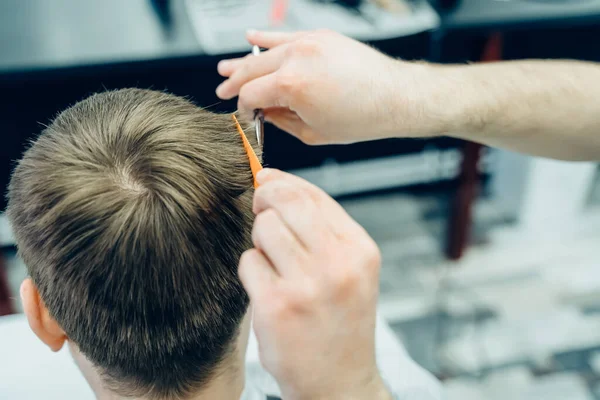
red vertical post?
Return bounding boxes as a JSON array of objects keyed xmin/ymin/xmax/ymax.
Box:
[
  {"xmin": 446, "ymin": 33, "xmax": 503, "ymax": 260},
  {"xmin": 0, "ymin": 256, "xmax": 14, "ymax": 316}
]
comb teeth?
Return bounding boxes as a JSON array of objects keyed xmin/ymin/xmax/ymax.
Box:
[{"xmin": 232, "ymin": 114, "xmax": 263, "ymax": 188}]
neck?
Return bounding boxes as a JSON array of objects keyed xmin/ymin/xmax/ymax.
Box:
[
  {"xmin": 69, "ymin": 344, "xmax": 247, "ymax": 400},
  {"xmin": 184, "ymin": 364, "xmax": 246, "ymax": 400}
]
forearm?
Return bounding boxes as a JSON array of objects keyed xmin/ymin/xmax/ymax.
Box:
[{"xmin": 404, "ymin": 60, "xmax": 600, "ymax": 161}]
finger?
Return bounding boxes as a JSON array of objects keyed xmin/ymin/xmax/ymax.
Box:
[
  {"xmin": 253, "ymin": 178, "xmax": 332, "ymax": 252},
  {"xmin": 217, "ymin": 57, "xmax": 245, "ymax": 77},
  {"xmin": 263, "ymin": 108, "xmax": 317, "ymax": 144},
  {"xmin": 246, "ymin": 30, "xmax": 310, "ymax": 49},
  {"xmin": 236, "ymin": 105, "xmax": 305, "ymax": 130},
  {"xmin": 219, "ymin": 30, "xmax": 309, "ymax": 77},
  {"xmin": 255, "ymin": 169, "xmax": 364, "ymax": 240},
  {"xmin": 263, "ymin": 107, "xmax": 300, "ymax": 125},
  {"xmin": 237, "ymin": 73, "xmax": 290, "ymax": 114},
  {"xmin": 252, "ymin": 208, "xmax": 308, "ymax": 277},
  {"xmin": 216, "ymin": 45, "xmax": 288, "ymax": 100},
  {"xmin": 238, "ymin": 248, "xmax": 279, "ymax": 300}
]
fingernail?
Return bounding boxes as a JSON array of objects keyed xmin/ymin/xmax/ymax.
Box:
[
  {"xmin": 256, "ymin": 168, "xmax": 271, "ymax": 183},
  {"xmin": 247, "ymin": 29, "xmax": 258, "ymax": 36}
]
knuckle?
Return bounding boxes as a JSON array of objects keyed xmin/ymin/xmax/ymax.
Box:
[
  {"xmin": 365, "ymin": 239, "xmax": 382, "ymax": 269},
  {"xmin": 268, "ymin": 293, "xmax": 293, "ymax": 319},
  {"xmin": 332, "ymin": 268, "xmax": 361, "ymax": 298},
  {"xmin": 253, "ymin": 184, "xmax": 266, "ymax": 200},
  {"xmin": 237, "ymin": 62, "xmax": 252, "ymax": 80},
  {"xmin": 357, "ymin": 239, "xmax": 382, "ymax": 276},
  {"xmin": 254, "ymin": 208, "xmax": 278, "ymax": 228},
  {"xmin": 237, "ymin": 86, "xmax": 252, "ymax": 110},
  {"xmin": 274, "ymin": 70, "xmax": 301, "ymax": 97},
  {"xmin": 252, "ymin": 210, "xmax": 278, "ymax": 245},
  {"xmin": 299, "ymin": 282, "xmax": 319, "ymax": 305},
  {"xmin": 292, "ymin": 38, "xmax": 324, "ymax": 57},
  {"xmin": 266, "ymin": 284, "xmax": 314, "ymax": 317},
  {"xmin": 267, "ymin": 182, "xmax": 310, "ymax": 208}
]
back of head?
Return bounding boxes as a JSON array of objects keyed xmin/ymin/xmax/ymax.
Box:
[{"xmin": 7, "ymin": 89, "xmax": 257, "ymax": 398}]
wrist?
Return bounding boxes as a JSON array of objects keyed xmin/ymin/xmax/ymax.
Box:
[
  {"xmin": 348, "ymin": 374, "xmax": 393, "ymax": 400},
  {"xmin": 338, "ymin": 373, "xmax": 393, "ymax": 400},
  {"xmin": 298, "ymin": 371, "xmax": 392, "ymax": 400},
  {"xmin": 434, "ymin": 63, "xmax": 498, "ymax": 138},
  {"xmin": 379, "ymin": 60, "xmax": 447, "ymax": 139},
  {"xmin": 382, "ymin": 60, "xmax": 484, "ymax": 139}
]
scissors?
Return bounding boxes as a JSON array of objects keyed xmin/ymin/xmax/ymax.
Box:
[
  {"xmin": 252, "ymin": 45, "xmax": 265, "ymax": 148},
  {"xmin": 229, "ymin": 45, "xmax": 265, "ymax": 189}
]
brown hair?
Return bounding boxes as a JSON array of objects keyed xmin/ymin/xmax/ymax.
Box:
[{"xmin": 7, "ymin": 89, "xmax": 259, "ymax": 399}]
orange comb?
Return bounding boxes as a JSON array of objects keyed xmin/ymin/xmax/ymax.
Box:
[{"xmin": 232, "ymin": 114, "xmax": 263, "ymax": 188}]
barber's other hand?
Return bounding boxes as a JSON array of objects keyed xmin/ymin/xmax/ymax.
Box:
[
  {"xmin": 217, "ymin": 30, "xmax": 432, "ymax": 145},
  {"xmin": 238, "ymin": 169, "xmax": 391, "ymax": 400}
]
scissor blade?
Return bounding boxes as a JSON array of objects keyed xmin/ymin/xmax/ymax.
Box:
[
  {"xmin": 255, "ymin": 111, "xmax": 264, "ymax": 147},
  {"xmin": 252, "ymin": 45, "xmax": 264, "ymax": 147}
]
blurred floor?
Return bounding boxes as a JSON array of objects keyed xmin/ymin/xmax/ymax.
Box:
[{"xmin": 340, "ymin": 187, "xmax": 600, "ymax": 400}]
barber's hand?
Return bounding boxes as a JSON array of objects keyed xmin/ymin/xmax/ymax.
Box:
[
  {"xmin": 238, "ymin": 169, "xmax": 391, "ymax": 400},
  {"xmin": 216, "ymin": 30, "xmax": 432, "ymax": 145}
]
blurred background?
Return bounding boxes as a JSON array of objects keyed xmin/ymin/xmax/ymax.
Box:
[{"xmin": 1, "ymin": 0, "xmax": 600, "ymax": 399}]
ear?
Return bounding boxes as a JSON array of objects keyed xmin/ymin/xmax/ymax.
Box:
[{"xmin": 20, "ymin": 278, "xmax": 67, "ymax": 352}]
